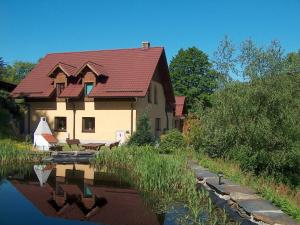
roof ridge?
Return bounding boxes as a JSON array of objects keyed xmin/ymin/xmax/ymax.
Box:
[
  {"xmin": 58, "ymin": 62, "xmax": 77, "ymax": 68},
  {"xmin": 45, "ymin": 46, "xmax": 164, "ymax": 56}
]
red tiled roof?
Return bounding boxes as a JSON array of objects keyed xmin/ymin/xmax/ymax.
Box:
[
  {"xmin": 48, "ymin": 62, "xmax": 78, "ymax": 77},
  {"xmin": 11, "ymin": 47, "xmax": 175, "ymax": 104},
  {"xmin": 59, "ymin": 84, "xmax": 83, "ymax": 98},
  {"xmin": 76, "ymin": 61, "xmax": 107, "ymax": 76},
  {"xmin": 175, "ymin": 96, "xmax": 186, "ymax": 117},
  {"xmin": 42, "ymin": 133, "xmax": 58, "ymax": 144}
]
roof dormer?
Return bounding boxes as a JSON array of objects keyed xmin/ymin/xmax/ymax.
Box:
[
  {"xmin": 48, "ymin": 62, "xmax": 77, "ymax": 78},
  {"xmin": 75, "ymin": 61, "xmax": 107, "ymax": 77}
]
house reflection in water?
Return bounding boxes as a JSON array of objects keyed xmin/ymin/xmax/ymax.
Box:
[{"xmin": 9, "ymin": 164, "xmax": 163, "ymax": 225}]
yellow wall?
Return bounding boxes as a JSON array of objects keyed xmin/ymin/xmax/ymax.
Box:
[
  {"xmin": 27, "ymin": 79, "xmax": 173, "ymax": 142},
  {"xmin": 56, "ymin": 164, "xmax": 95, "ymax": 179},
  {"xmin": 29, "ymin": 100, "xmax": 136, "ymax": 143},
  {"xmin": 136, "ymin": 80, "xmax": 174, "ymax": 137}
]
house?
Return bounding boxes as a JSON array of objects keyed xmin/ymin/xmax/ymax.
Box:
[
  {"xmin": 174, "ymin": 96, "xmax": 187, "ymax": 131},
  {"xmin": 11, "ymin": 42, "xmax": 176, "ymax": 144}
]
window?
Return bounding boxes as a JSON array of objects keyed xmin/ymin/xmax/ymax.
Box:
[
  {"xmin": 155, "ymin": 118, "xmax": 161, "ymax": 131},
  {"xmin": 147, "ymin": 84, "xmax": 152, "ymax": 103},
  {"xmin": 82, "ymin": 117, "xmax": 95, "ymax": 132},
  {"xmin": 154, "ymin": 85, "xmax": 158, "ymax": 104},
  {"xmin": 85, "ymin": 83, "xmax": 94, "ymax": 96},
  {"xmin": 56, "ymin": 83, "xmax": 65, "ymax": 96},
  {"xmin": 54, "ymin": 117, "xmax": 66, "ymax": 132}
]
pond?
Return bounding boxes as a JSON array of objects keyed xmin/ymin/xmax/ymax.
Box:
[{"xmin": 0, "ymin": 163, "xmax": 180, "ymax": 225}]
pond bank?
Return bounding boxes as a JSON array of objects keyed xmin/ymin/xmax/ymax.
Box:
[{"xmin": 189, "ymin": 160, "xmax": 299, "ymax": 225}]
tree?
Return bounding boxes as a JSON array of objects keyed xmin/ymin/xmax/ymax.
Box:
[
  {"xmin": 239, "ymin": 39, "xmax": 286, "ymax": 79},
  {"xmin": 213, "ymin": 37, "xmax": 287, "ymax": 81},
  {"xmin": 169, "ymin": 47, "xmax": 218, "ymax": 110},
  {"xmin": 127, "ymin": 113, "xmax": 155, "ymax": 146},
  {"xmin": 2, "ymin": 61, "xmax": 36, "ymax": 83},
  {"xmin": 0, "ymin": 57, "xmax": 5, "ymax": 79},
  {"xmin": 213, "ymin": 35, "xmax": 237, "ymax": 83},
  {"xmin": 190, "ymin": 74, "xmax": 300, "ymax": 184},
  {"xmin": 286, "ymin": 50, "xmax": 300, "ymax": 75}
]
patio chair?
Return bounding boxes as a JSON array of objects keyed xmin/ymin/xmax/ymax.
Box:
[
  {"xmin": 108, "ymin": 141, "xmax": 120, "ymax": 150},
  {"xmin": 66, "ymin": 138, "xmax": 83, "ymax": 151},
  {"xmin": 49, "ymin": 145, "xmax": 63, "ymax": 151}
]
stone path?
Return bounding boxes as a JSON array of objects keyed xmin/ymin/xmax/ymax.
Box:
[{"xmin": 188, "ymin": 160, "xmax": 300, "ymax": 225}]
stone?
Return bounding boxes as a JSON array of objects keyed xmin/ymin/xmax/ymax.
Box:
[{"xmin": 230, "ymin": 192, "xmax": 260, "ymax": 201}]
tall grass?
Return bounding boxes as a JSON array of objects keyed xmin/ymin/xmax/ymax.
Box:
[
  {"xmin": 198, "ymin": 153, "xmax": 300, "ymax": 221},
  {"xmin": 93, "ymin": 146, "xmax": 238, "ymax": 225},
  {"xmin": 0, "ymin": 139, "xmax": 47, "ymax": 164}
]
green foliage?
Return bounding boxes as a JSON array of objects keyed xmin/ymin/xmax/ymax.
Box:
[
  {"xmin": 213, "ymin": 37, "xmax": 289, "ymax": 81},
  {"xmin": 287, "ymin": 50, "xmax": 300, "ymax": 75},
  {"xmin": 190, "ymin": 74, "xmax": 300, "ymax": 185},
  {"xmin": 0, "ymin": 139, "xmax": 46, "ymax": 164},
  {"xmin": 94, "ymin": 146, "xmax": 234, "ymax": 224},
  {"xmin": 127, "ymin": 113, "xmax": 155, "ymax": 146},
  {"xmin": 1, "ymin": 59, "xmax": 36, "ymax": 84},
  {"xmin": 159, "ymin": 129, "xmax": 186, "ymax": 153},
  {"xmin": 0, "ymin": 90, "xmax": 23, "ymax": 138},
  {"xmin": 0, "ymin": 57, "xmax": 5, "ymax": 78},
  {"xmin": 170, "ymin": 47, "xmax": 218, "ymax": 110}
]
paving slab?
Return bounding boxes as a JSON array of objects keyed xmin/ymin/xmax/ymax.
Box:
[
  {"xmin": 229, "ymin": 192, "xmax": 260, "ymax": 201},
  {"xmin": 252, "ymin": 210, "xmax": 300, "ymax": 225},
  {"xmin": 188, "ymin": 160, "xmax": 300, "ymax": 225},
  {"xmin": 237, "ymin": 199, "xmax": 300, "ymax": 225},
  {"xmin": 207, "ymin": 179, "xmax": 257, "ymax": 196}
]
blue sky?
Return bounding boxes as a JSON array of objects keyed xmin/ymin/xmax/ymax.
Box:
[{"xmin": 0, "ymin": 0, "xmax": 299, "ymax": 64}]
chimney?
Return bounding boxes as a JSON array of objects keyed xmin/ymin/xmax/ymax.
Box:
[{"xmin": 142, "ymin": 41, "xmax": 150, "ymax": 49}]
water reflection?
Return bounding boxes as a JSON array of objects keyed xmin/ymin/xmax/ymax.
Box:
[{"xmin": 2, "ymin": 163, "xmax": 167, "ymax": 225}]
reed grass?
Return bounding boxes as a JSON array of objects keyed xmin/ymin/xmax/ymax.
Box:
[
  {"xmin": 93, "ymin": 146, "xmax": 238, "ymax": 224},
  {"xmin": 0, "ymin": 139, "xmax": 47, "ymax": 164}
]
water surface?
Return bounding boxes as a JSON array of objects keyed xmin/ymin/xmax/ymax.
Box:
[{"xmin": 0, "ymin": 163, "xmax": 178, "ymax": 225}]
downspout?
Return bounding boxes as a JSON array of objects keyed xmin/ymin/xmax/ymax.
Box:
[
  {"xmin": 130, "ymin": 98, "xmax": 137, "ymax": 135},
  {"xmin": 27, "ymin": 103, "xmax": 31, "ymax": 135},
  {"xmin": 165, "ymin": 109, "xmax": 169, "ymax": 130},
  {"xmin": 72, "ymin": 102, "xmax": 76, "ymax": 140}
]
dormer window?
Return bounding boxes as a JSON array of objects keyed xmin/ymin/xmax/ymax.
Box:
[
  {"xmin": 56, "ymin": 83, "xmax": 65, "ymax": 96},
  {"xmin": 85, "ymin": 82, "xmax": 93, "ymax": 96}
]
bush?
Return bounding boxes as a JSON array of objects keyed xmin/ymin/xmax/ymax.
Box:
[
  {"xmin": 159, "ymin": 129, "xmax": 186, "ymax": 154},
  {"xmin": 127, "ymin": 113, "xmax": 155, "ymax": 146},
  {"xmin": 0, "ymin": 90, "xmax": 23, "ymax": 138},
  {"xmin": 189, "ymin": 73, "xmax": 300, "ymax": 185}
]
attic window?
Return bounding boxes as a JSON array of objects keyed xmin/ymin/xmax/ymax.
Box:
[
  {"xmin": 56, "ymin": 83, "xmax": 65, "ymax": 96},
  {"xmin": 85, "ymin": 83, "xmax": 93, "ymax": 96}
]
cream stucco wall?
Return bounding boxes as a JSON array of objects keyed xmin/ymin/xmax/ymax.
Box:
[
  {"xmin": 56, "ymin": 164, "xmax": 95, "ymax": 179},
  {"xmin": 27, "ymin": 79, "xmax": 173, "ymax": 142},
  {"xmin": 28, "ymin": 100, "xmax": 136, "ymax": 143},
  {"xmin": 136, "ymin": 80, "xmax": 174, "ymax": 138}
]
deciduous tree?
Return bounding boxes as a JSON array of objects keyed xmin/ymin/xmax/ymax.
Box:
[{"xmin": 169, "ymin": 47, "xmax": 218, "ymax": 110}]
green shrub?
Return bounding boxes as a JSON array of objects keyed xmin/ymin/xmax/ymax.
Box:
[
  {"xmin": 127, "ymin": 112, "xmax": 155, "ymax": 146},
  {"xmin": 159, "ymin": 129, "xmax": 186, "ymax": 153},
  {"xmin": 190, "ymin": 73, "xmax": 300, "ymax": 185}
]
